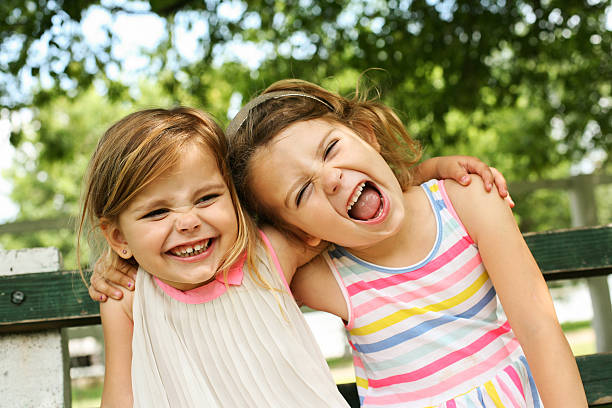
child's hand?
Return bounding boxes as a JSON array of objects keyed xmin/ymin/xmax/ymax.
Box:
[
  {"xmin": 431, "ymin": 156, "xmax": 515, "ymax": 208},
  {"xmin": 88, "ymin": 251, "xmax": 137, "ymax": 302}
]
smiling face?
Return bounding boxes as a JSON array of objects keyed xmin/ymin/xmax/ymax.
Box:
[
  {"xmin": 249, "ymin": 118, "xmax": 406, "ymax": 250},
  {"xmin": 107, "ymin": 144, "xmax": 238, "ymax": 290}
]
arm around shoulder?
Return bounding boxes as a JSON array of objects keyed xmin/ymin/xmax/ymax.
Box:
[
  {"xmin": 445, "ymin": 176, "xmax": 587, "ymax": 407},
  {"xmin": 260, "ymin": 225, "xmax": 326, "ymax": 286},
  {"xmin": 100, "ymin": 289, "xmax": 135, "ymax": 407}
]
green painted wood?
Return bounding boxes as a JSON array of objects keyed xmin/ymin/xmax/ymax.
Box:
[
  {"xmin": 1, "ymin": 225, "xmax": 611, "ymax": 330},
  {"xmin": 0, "ymin": 270, "xmax": 99, "ymax": 333},
  {"xmin": 577, "ymin": 352, "xmax": 612, "ymax": 406},
  {"xmin": 524, "ymin": 225, "xmax": 612, "ymax": 280}
]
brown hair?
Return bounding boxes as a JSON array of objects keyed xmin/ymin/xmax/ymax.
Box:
[
  {"xmin": 77, "ymin": 107, "xmax": 261, "ymax": 287},
  {"xmin": 227, "ymin": 78, "xmax": 422, "ymax": 234}
]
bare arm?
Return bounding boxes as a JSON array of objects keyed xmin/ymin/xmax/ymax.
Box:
[
  {"xmin": 445, "ymin": 176, "xmax": 587, "ymax": 407},
  {"xmin": 290, "ymin": 254, "xmax": 348, "ymax": 321},
  {"xmin": 259, "ymin": 225, "xmax": 329, "ymax": 285},
  {"xmin": 412, "ymin": 156, "xmax": 514, "ymax": 207},
  {"xmin": 100, "ymin": 290, "xmax": 134, "ymax": 408}
]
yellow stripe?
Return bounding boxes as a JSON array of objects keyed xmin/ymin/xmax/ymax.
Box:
[
  {"xmin": 484, "ymin": 380, "xmax": 505, "ymax": 407},
  {"xmin": 350, "ymin": 271, "xmax": 489, "ymax": 336},
  {"xmin": 355, "ymin": 376, "xmax": 369, "ymax": 389}
]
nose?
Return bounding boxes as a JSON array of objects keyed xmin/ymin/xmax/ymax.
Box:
[
  {"xmin": 321, "ymin": 166, "xmax": 342, "ymax": 195},
  {"xmin": 175, "ymin": 210, "xmax": 201, "ymax": 233}
]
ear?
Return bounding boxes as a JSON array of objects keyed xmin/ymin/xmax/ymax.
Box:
[
  {"xmin": 303, "ymin": 234, "xmax": 322, "ymax": 247},
  {"xmin": 100, "ymin": 218, "xmax": 132, "ymax": 259},
  {"xmin": 291, "ymin": 227, "xmax": 322, "ymax": 247}
]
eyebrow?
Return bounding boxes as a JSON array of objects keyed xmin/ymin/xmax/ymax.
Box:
[{"xmin": 283, "ymin": 128, "xmax": 335, "ymax": 209}]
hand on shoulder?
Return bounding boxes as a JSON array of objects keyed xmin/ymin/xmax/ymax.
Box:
[
  {"xmin": 260, "ymin": 225, "xmax": 327, "ymax": 285},
  {"xmin": 100, "ymin": 286, "xmax": 134, "ymax": 321},
  {"xmin": 443, "ymin": 175, "xmax": 516, "ymax": 245}
]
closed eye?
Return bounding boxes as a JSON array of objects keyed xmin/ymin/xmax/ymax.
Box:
[
  {"xmin": 324, "ymin": 139, "xmax": 339, "ymax": 160},
  {"xmin": 143, "ymin": 208, "xmax": 169, "ymax": 219},
  {"xmin": 195, "ymin": 194, "xmax": 220, "ymax": 206},
  {"xmin": 296, "ymin": 182, "xmax": 312, "ymax": 207}
]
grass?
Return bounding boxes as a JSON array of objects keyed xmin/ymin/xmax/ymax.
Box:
[{"xmin": 71, "ymin": 379, "xmax": 103, "ymax": 408}]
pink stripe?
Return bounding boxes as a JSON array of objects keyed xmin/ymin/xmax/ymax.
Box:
[
  {"xmin": 362, "ymin": 339, "xmax": 520, "ymax": 405},
  {"xmin": 353, "ymin": 353, "xmax": 365, "ymax": 369},
  {"xmin": 503, "ymin": 365, "xmax": 526, "ymax": 400},
  {"xmin": 324, "ymin": 252, "xmax": 355, "ymax": 329},
  {"xmin": 346, "ymin": 239, "xmax": 472, "ymax": 296},
  {"xmin": 352, "ymin": 252, "xmax": 482, "ymax": 317},
  {"xmin": 439, "ymin": 180, "xmax": 474, "ymax": 245},
  {"xmin": 258, "ymin": 230, "xmax": 290, "ymax": 292},
  {"xmin": 497, "ymin": 376, "xmax": 521, "ymax": 408},
  {"xmin": 446, "ymin": 400, "xmax": 457, "ymax": 408},
  {"xmin": 367, "ymin": 322, "xmax": 512, "ymax": 388}
]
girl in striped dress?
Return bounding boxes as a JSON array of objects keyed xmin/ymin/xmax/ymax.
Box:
[{"xmin": 222, "ymin": 79, "xmax": 587, "ymax": 407}]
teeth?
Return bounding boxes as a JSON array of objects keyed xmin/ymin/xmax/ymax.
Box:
[
  {"xmin": 347, "ymin": 182, "xmax": 366, "ymax": 212},
  {"xmin": 375, "ymin": 203, "xmax": 383, "ymax": 218},
  {"xmin": 171, "ymin": 239, "xmax": 211, "ymax": 257}
]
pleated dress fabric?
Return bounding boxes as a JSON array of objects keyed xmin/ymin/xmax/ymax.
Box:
[
  {"xmin": 325, "ymin": 180, "xmax": 542, "ymax": 407},
  {"xmin": 130, "ymin": 233, "xmax": 350, "ymax": 408}
]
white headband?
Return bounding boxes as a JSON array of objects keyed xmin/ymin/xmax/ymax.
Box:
[{"xmin": 226, "ymin": 91, "xmax": 333, "ymax": 138}]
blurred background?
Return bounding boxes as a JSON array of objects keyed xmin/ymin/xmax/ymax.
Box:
[{"xmin": 0, "ymin": 1, "xmax": 610, "ymax": 406}]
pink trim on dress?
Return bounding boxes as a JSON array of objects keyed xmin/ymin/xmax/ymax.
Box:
[
  {"xmin": 154, "ymin": 252, "xmax": 246, "ymax": 304},
  {"xmin": 258, "ymin": 230, "xmax": 291, "ymax": 293},
  {"xmin": 323, "ymin": 251, "xmax": 354, "ymax": 329},
  {"xmin": 439, "ymin": 180, "xmax": 475, "ymax": 245}
]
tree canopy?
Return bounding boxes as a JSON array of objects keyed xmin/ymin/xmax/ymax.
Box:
[{"xmin": 3, "ymin": 0, "xmax": 610, "ymax": 169}]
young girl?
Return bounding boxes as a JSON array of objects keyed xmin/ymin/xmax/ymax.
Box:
[
  {"xmin": 219, "ymin": 79, "xmax": 587, "ymax": 407},
  {"xmin": 78, "ymin": 107, "xmax": 353, "ymax": 407}
]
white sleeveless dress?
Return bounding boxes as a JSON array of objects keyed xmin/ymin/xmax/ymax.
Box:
[{"xmin": 130, "ymin": 233, "xmax": 349, "ymax": 407}]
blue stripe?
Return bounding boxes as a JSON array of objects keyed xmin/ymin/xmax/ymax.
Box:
[
  {"xmin": 520, "ymin": 355, "xmax": 541, "ymax": 408},
  {"xmin": 477, "ymin": 387, "xmax": 486, "ymax": 406},
  {"xmin": 353, "ymin": 287, "xmax": 497, "ymax": 353}
]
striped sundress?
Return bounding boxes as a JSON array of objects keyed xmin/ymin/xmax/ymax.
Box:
[{"xmin": 324, "ymin": 179, "xmax": 542, "ymax": 407}]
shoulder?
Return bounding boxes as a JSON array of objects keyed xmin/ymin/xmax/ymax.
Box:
[
  {"xmin": 260, "ymin": 225, "xmax": 323, "ymax": 284},
  {"xmin": 100, "ymin": 286, "xmax": 134, "ymax": 321},
  {"xmin": 443, "ymin": 175, "xmax": 515, "ymax": 244}
]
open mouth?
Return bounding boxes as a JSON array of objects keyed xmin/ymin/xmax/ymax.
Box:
[
  {"xmin": 168, "ymin": 238, "xmax": 212, "ymax": 258},
  {"xmin": 346, "ymin": 181, "xmax": 384, "ymax": 221}
]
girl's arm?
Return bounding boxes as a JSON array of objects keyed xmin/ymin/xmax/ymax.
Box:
[
  {"xmin": 290, "ymin": 254, "xmax": 349, "ymax": 321},
  {"xmin": 413, "ymin": 156, "xmax": 514, "ymax": 207},
  {"xmin": 445, "ymin": 176, "xmax": 587, "ymax": 407},
  {"xmin": 99, "ymin": 289, "xmax": 134, "ymax": 407}
]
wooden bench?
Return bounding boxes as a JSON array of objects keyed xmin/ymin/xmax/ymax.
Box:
[{"xmin": 1, "ymin": 225, "xmax": 612, "ymax": 407}]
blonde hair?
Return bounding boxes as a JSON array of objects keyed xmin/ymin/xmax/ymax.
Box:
[
  {"xmin": 77, "ymin": 107, "xmax": 263, "ymax": 288},
  {"xmin": 227, "ymin": 78, "xmax": 422, "ymax": 235}
]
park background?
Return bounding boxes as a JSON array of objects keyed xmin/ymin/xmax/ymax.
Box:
[{"xmin": 0, "ymin": 0, "xmax": 610, "ymax": 406}]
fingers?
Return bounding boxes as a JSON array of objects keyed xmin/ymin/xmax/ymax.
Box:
[
  {"xmin": 472, "ymin": 162, "xmax": 494, "ymax": 192},
  {"xmin": 457, "ymin": 157, "xmax": 492, "ymax": 191},
  {"xmin": 114, "ymin": 259, "xmax": 138, "ymax": 281},
  {"xmin": 89, "ymin": 283, "xmax": 108, "ymax": 302},
  {"xmin": 489, "ymin": 167, "xmax": 515, "ymax": 206},
  {"xmin": 90, "ymin": 271, "xmax": 125, "ymax": 301}
]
